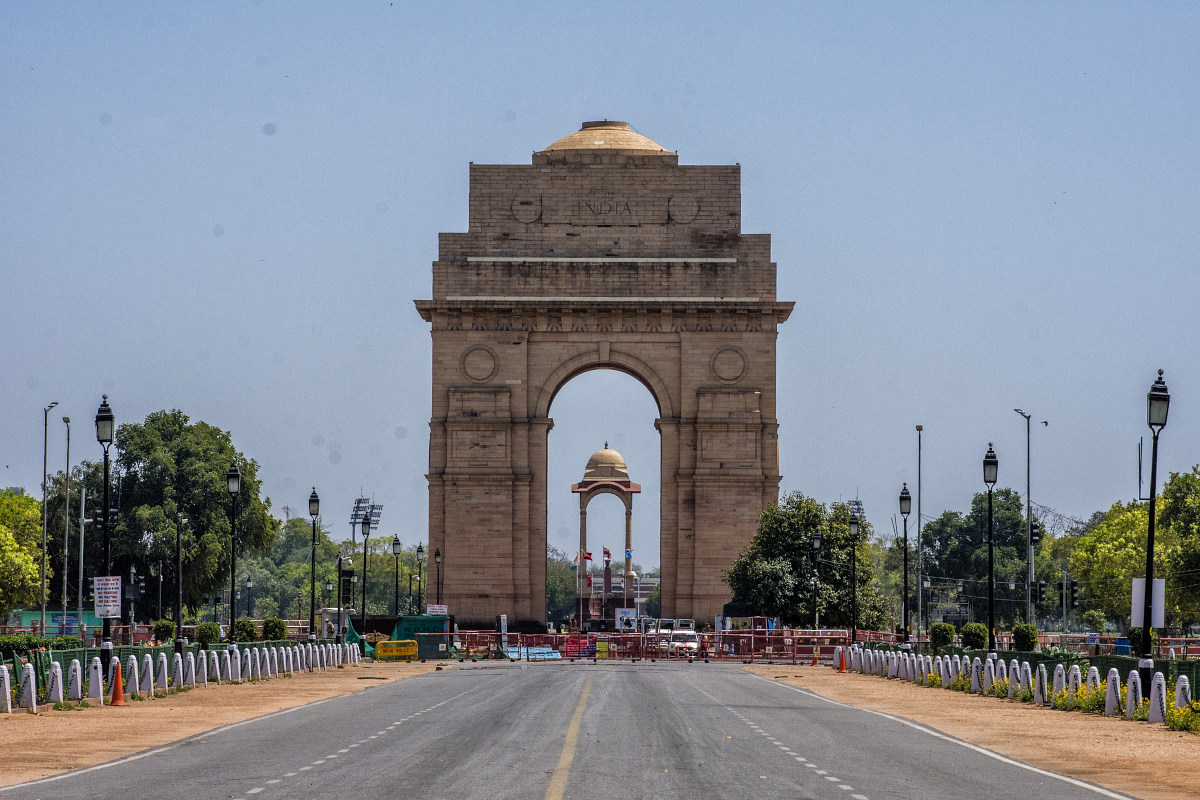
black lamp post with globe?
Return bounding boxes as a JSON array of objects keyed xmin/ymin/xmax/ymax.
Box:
[
  {"xmin": 94, "ymin": 396, "xmax": 115, "ymax": 668},
  {"xmin": 1139, "ymin": 370, "xmax": 1170, "ymax": 692},
  {"xmin": 983, "ymin": 444, "xmax": 999, "ymax": 654}
]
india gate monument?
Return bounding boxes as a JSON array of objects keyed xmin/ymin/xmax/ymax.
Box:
[{"xmin": 416, "ymin": 120, "xmax": 792, "ymax": 625}]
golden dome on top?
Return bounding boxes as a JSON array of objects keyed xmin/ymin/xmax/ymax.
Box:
[
  {"xmin": 542, "ymin": 121, "xmax": 668, "ymax": 154},
  {"xmin": 583, "ymin": 442, "xmax": 630, "ymax": 481}
]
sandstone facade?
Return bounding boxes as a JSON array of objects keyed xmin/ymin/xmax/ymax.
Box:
[{"xmin": 416, "ymin": 121, "xmax": 792, "ymax": 624}]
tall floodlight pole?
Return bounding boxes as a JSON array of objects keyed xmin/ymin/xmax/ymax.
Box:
[
  {"xmin": 308, "ymin": 488, "xmax": 319, "ymax": 641},
  {"xmin": 226, "ymin": 462, "xmax": 241, "ymax": 649},
  {"xmin": 899, "ymin": 484, "xmax": 912, "ymax": 647},
  {"xmin": 848, "ymin": 512, "xmax": 860, "ymax": 644},
  {"xmin": 95, "ymin": 396, "xmax": 115, "ymax": 667},
  {"xmin": 915, "ymin": 425, "xmax": 923, "ymax": 642},
  {"xmin": 1015, "ymin": 409, "xmax": 1042, "ymax": 624},
  {"xmin": 174, "ymin": 513, "xmax": 187, "ymax": 657},
  {"xmin": 983, "ymin": 444, "xmax": 999, "ymax": 654},
  {"xmin": 1140, "ymin": 370, "xmax": 1170, "ymax": 692},
  {"xmin": 61, "ymin": 416, "xmax": 71, "ymax": 635},
  {"xmin": 360, "ymin": 514, "xmax": 371, "ymax": 654},
  {"xmin": 41, "ymin": 401, "xmax": 59, "ymax": 633}
]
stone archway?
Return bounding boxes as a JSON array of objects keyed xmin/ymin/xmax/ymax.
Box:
[{"xmin": 415, "ymin": 121, "xmax": 792, "ymax": 624}]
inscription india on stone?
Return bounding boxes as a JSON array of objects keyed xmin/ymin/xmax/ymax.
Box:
[{"xmin": 416, "ymin": 120, "xmax": 793, "ymax": 623}]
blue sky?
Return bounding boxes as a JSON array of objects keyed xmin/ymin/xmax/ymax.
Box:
[{"xmin": 4, "ymin": 3, "xmax": 1198, "ymax": 569}]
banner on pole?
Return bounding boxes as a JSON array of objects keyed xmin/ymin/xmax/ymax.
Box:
[{"xmin": 1131, "ymin": 578, "xmax": 1165, "ymax": 627}]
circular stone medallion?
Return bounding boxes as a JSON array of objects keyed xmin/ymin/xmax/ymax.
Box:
[
  {"xmin": 711, "ymin": 346, "xmax": 747, "ymax": 383},
  {"xmin": 461, "ymin": 345, "xmax": 498, "ymax": 382},
  {"xmin": 668, "ymin": 195, "xmax": 699, "ymax": 224},
  {"xmin": 511, "ymin": 196, "xmax": 542, "ymax": 223}
]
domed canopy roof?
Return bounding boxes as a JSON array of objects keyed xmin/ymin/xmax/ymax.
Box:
[
  {"xmin": 542, "ymin": 121, "xmax": 668, "ymax": 155},
  {"xmin": 583, "ymin": 442, "xmax": 630, "ymax": 481}
]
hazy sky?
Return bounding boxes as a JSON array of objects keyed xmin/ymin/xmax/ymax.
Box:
[{"xmin": 4, "ymin": 3, "xmax": 1198, "ymax": 571}]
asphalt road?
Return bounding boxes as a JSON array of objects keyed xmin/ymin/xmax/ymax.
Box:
[{"xmin": 4, "ymin": 661, "xmax": 1133, "ymax": 800}]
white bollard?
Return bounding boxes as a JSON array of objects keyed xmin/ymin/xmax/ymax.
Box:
[
  {"xmin": 1125, "ymin": 670, "xmax": 1142, "ymax": 720},
  {"xmin": 1052, "ymin": 664, "xmax": 1066, "ymax": 698},
  {"xmin": 1148, "ymin": 672, "xmax": 1167, "ymax": 724},
  {"xmin": 1169, "ymin": 647, "xmax": 1177, "ymax": 660},
  {"xmin": 125, "ymin": 655, "xmax": 139, "ymax": 697},
  {"xmin": 184, "ymin": 653, "xmax": 196, "ymax": 687},
  {"xmin": 208, "ymin": 650, "xmax": 220, "ymax": 684},
  {"xmin": 48, "ymin": 662, "xmax": 64, "ymax": 704},
  {"xmin": 232, "ymin": 647, "xmax": 243, "ymax": 681},
  {"xmin": 1067, "ymin": 665, "xmax": 1082, "ymax": 699},
  {"xmin": 1020, "ymin": 662, "xmax": 1032, "ymax": 694},
  {"xmin": 20, "ymin": 663, "xmax": 38, "ymax": 711},
  {"xmin": 106, "ymin": 655, "xmax": 117, "ymax": 690},
  {"xmin": 271, "ymin": 647, "xmax": 279, "ymax": 676},
  {"xmin": 68, "ymin": 659, "xmax": 83, "ymax": 701},
  {"xmin": 1175, "ymin": 675, "xmax": 1191, "ymax": 710},
  {"xmin": 171, "ymin": 653, "xmax": 183, "ymax": 690},
  {"xmin": 241, "ymin": 648, "xmax": 252, "ymax": 680},
  {"xmin": 140, "ymin": 653, "xmax": 155, "ymax": 697},
  {"xmin": 107, "ymin": 656, "xmax": 122, "ymax": 702},
  {"xmin": 982, "ymin": 658, "xmax": 995, "ymax": 692},
  {"xmin": 1104, "ymin": 668, "xmax": 1121, "ymax": 716},
  {"xmin": 1086, "ymin": 666, "xmax": 1101, "ymax": 693},
  {"xmin": 970, "ymin": 657, "xmax": 982, "ymax": 694},
  {"xmin": 87, "ymin": 657, "xmax": 105, "ymax": 703},
  {"xmin": 221, "ymin": 649, "xmax": 232, "ymax": 682},
  {"xmin": 0, "ymin": 664, "xmax": 11, "ymax": 712},
  {"xmin": 1034, "ymin": 663, "xmax": 1049, "ymax": 706}
]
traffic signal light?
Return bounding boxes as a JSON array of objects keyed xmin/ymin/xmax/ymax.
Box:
[
  {"xmin": 1057, "ymin": 581, "xmax": 1065, "ymax": 606},
  {"xmin": 1070, "ymin": 579, "xmax": 1079, "ymax": 608},
  {"xmin": 1029, "ymin": 521, "xmax": 1041, "ymax": 545},
  {"xmin": 1037, "ymin": 580, "xmax": 1046, "ymax": 602}
]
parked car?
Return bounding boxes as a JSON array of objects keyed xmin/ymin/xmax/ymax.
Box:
[{"xmin": 667, "ymin": 631, "xmax": 699, "ymax": 658}]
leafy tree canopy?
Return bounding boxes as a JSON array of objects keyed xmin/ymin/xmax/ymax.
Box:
[{"xmin": 0, "ymin": 490, "xmax": 42, "ymax": 618}]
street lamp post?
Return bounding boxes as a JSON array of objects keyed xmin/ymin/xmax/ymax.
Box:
[
  {"xmin": 1140, "ymin": 370, "xmax": 1170, "ymax": 692},
  {"xmin": 226, "ymin": 462, "xmax": 241, "ymax": 651},
  {"xmin": 359, "ymin": 515, "xmax": 370, "ymax": 655},
  {"xmin": 915, "ymin": 424, "xmax": 923, "ymax": 644},
  {"xmin": 94, "ymin": 396, "xmax": 115, "ymax": 667},
  {"xmin": 308, "ymin": 488, "xmax": 319, "ymax": 641},
  {"xmin": 174, "ymin": 514, "xmax": 188, "ymax": 657},
  {"xmin": 848, "ymin": 512, "xmax": 859, "ymax": 644},
  {"xmin": 416, "ymin": 544, "xmax": 425, "ymax": 614},
  {"xmin": 434, "ymin": 546, "xmax": 443, "ymax": 606},
  {"xmin": 899, "ymin": 483, "xmax": 912, "ymax": 648},
  {"xmin": 810, "ymin": 530, "xmax": 822, "ymax": 629},
  {"xmin": 983, "ymin": 444, "xmax": 999, "ymax": 654},
  {"xmin": 245, "ymin": 575, "xmax": 253, "ymax": 619},
  {"xmin": 60, "ymin": 416, "xmax": 71, "ymax": 636},
  {"xmin": 324, "ymin": 578, "xmax": 333, "ymax": 640},
  {"xmin": 391, "ymin": 535, "xmax": 402, "ymax": 617},
  {"xmin": 41, "ymin": 401, "xmax": 59, "ymax": 634}
]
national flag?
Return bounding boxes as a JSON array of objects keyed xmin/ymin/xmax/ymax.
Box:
[
  {"xmin": 603, "ymin": 547, "xmax": 611, "ymax": 560},
  {"xmin": 572, "ymin": 554, "xmax": 578, "ymax": 570},
  {"xmin": 583, "ymin": 551, "xmax": 593, "ymax": 561}
]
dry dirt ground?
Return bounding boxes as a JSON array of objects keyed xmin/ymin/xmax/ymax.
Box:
[
  {"xmin": 0, "ymin": 660, "xmax": 441, "ymax": 787},
  {"xmin": 745, "ymin": 664, "xmax": 1200, "ymax": 800},
  {"xmin": 3, "ymin": 660, "xmax": 1198, "ymax": 798}
]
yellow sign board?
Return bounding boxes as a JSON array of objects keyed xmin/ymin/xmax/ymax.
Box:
[{"xmin": 376, "ymin": 640, "xmax": 418, "ymax": 662}]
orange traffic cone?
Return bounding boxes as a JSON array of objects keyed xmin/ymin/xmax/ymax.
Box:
[
  {"xmin": 838, "ymin": 647, "xmax": 847, "ymax": 674},
  {"xmin": 109, "ymin": 664, "xmax": 126, "ymax": 707}
]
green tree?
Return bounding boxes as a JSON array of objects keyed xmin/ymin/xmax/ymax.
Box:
[
  {"xmin": 724, "ymin": 492, "xmax": 886, "ymax": 629},
  {"xmin": 1162, "ymin": 466, "xmax": 1200, "ymax": 629},
  {"xmin": 0, "ymin": 490, "xmax": 43, "ymax": 619},
  {"xmin": 645, "ymin": 583, "xmax": 661, "ymax": 618},
  {"xmin": 545, "ymin": 546, "xmax": 577, "ymax": 623}
]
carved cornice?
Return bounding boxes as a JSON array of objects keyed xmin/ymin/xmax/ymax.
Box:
[{"xmin": 415, "ymin": 299, "xmax": 794, "ymax": 332}]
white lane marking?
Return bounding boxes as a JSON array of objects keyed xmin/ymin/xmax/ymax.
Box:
[
  {"xmin": 299, "ymin": 766, "xmax": 312, "ymax": 771},
  {"xmin": 825, "ymin": 775, "xmax": 840, "ymax": 781},
  {"xmin": 338, "ymin": 749, "xmax": 350, "ymax": 753},
  {"xmin": 816, "ymin": 770, "xmax": 828, "ymax": 775},
  {"xmin": 754, "ymin": 676, "xmax": 1131, "ymax": 800},
  {"xmin": 247, "ymin": 789, "xmax": 263, "ymax": 795},
  {"xmin": 325, "ymin": 754, "xmax": 338, "ymax": 759},
  {"xmin": 266, "ymin": 779, "xmax": 281, "ymax": 784},
  {"xmin": 284, "ymin": 772, "xmax": 297, "ymax": 777},
  {"xmin": 312, "ymin": 760, "xmax": 326, "ymax": 765},
  {"xmin": 839, "ymin": 786, "xmax": 853, "ymax": 791},
  {"xmin": 853, "ymin": 795, "xmax": 869, "ymax": 800}
]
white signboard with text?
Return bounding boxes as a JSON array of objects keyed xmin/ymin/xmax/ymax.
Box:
[
  {"xmin": 94, "ymin": 576, "xmax": 122, "ymax": 619},
  {"xmin": 427, "ymin": 604, "xmax": 448, "ymax": 616},
  {"xmin": 616, "ymin": 608, "xmax": 638, "ymax": 632}
]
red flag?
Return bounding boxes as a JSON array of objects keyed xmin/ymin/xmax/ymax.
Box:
[
  {"xmin": 584, "ymin": 551, "xmax": 593, "ymax": 561},
  {"xmin": 603, "ymin": 547, "xmax": 611, "ymax": 559}
]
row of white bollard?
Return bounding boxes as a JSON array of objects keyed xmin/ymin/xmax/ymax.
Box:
[
  {"xmin": 2, "ymin": 641, "xmax": 364, "ymax": 712},
  {"xmin": 839, "ymin": 644, "xmax": 1195, "ymax": 723}
]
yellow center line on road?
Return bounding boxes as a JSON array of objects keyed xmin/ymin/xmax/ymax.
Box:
[{"xmin": 544, "ymin": 674, "xmax": 593, "ymax": 800}]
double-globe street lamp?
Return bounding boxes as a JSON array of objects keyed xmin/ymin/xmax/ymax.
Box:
[
  {"xmin": 899, "ymin": 484, "xmax": 912, "ymax": 647},
  {"xmin": 227, "ymin": 462, "xmax": 241, "ymax": 651},
  {"xmin": 415, "ymin": 544, "xmax": 425, "ymax": 614},
  {"xmin": 308, "ymin": 488, "xmax": 319, "ymax": 641},
  {"xmin": 1139, "ymin": 370, "xmax": 1171, "ymax": 692},
  {"xmin": 391, "ymin": 535, "xmax": 403, "ymax": 616},
  {"xmin": 95, "ymin": 396, "xmax": 115, "ymax": 667},
  {"xmin": 983, "ymin": 443, "xmax": 999, "ymax": 654}
]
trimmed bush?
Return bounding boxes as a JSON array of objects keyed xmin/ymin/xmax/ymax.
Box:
[
  {"xmin": 261, "ymin": 617, "xmax": 287, "ymax": 641},
  {"xmin": 961, "ymin": 622, "xmax": 988, "ymax": 650},
  {"xmin": 195, "ymin": 622, "xmax": 221, "ymax": 645},
  {"xmin": 232, "ymin": 616, "xmax": 259, "ymax": 642},
  {"xmin": 1128, "ymin": 626, "xmax": 1158, "ymax": 654},
  {"xmin": 1012, "ymin": 622, "xmax": 1038, "ymax": 652},
  {"xmin": 153, "ymin": 619, "xmax": 176, "ymax": 643},
  {"xmin": 929, "ymin": 622, "xmax": 956, "ymax": 654}
]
